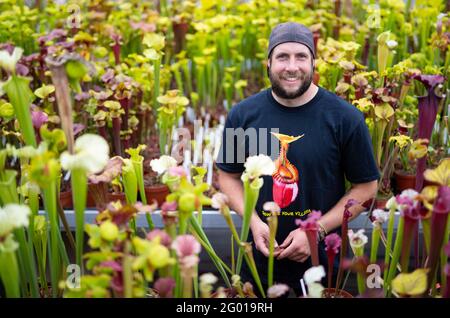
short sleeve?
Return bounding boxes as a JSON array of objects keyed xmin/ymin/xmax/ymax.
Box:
[
  {"xmin": 341, "ymin": 119, "xmax": 380, "ymax": 183},
  {"xmin": 215, "ymin": 110, "xmax": 246, "ymax": 174}
]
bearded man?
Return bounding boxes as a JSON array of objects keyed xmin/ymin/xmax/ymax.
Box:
[{"xmin": 216, "ymin": 22, "xmax": 379, "ymax": 296}]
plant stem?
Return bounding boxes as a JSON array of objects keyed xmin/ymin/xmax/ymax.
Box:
[
  {"xmin": 0, "ymin": 170, "xmax": 19, "ymax": 204},
  {"xmin": 190, "ymin": 229, "xmax": 233, "ymax": 275},
  {"xmin": 421, "ymin": 218, "xmax": 431, "ymax": 255},
  {"xmin": 43, "ymin": 181, "xmax": 61, "ymax": 298},
  {"xmin": 0, "ymin": 248, "xmax": 20, "ymax": 297},
  {"xmin": 400, "ymin": 217, "xmax": 418, "ymax": 272},
  {"xmin": 383, "ymin": 207, "xmax": 396, "ymax": 282},
  {"xmin": 386, "ymin": 216, "xmax": 405, "ymax": 297},
  {"xmin": 231, "ymin": 235, "xmax": 235, "ymax": 274},
  {"xmin": 152, "ymin": 56, "xmax": 161, "ymax": 109},
  {"xmin": 197, "ymin": 204, "xmax": 203, "ymax": 227},
  {"xmin": 46, "ymin": 64, "xmax": 74, "ymax": 152},
  {"xmin": 189, "ymin": 217, "xmax": 231, "ymax": 288},
  {"xmin": 327, "ymin": 253, "xmax": 336, "ymax": 290},
  {"xmin": 112, "ymin": 117, "xmax": 122, "ymax": 156},
  {"xmin": 123, "ymin": 241, "xmax": 133, "ymax": 298},
  {"xmin": 370, "ymin": 225, "xmax": 381, "ymax": 264},
  {"xmin": 306, "ymin": 230, "xmax": 320, "ymax": 266},
  {"xmin": 268, "ymin": 215, "xmax": 277, "ymax": 287},
  {"xmin": 15, "ymin": 227, "xmax": 39, "ymax": 297},
  {"xmin": 3, "ymin": 76, "xmax": 37, "ymax": 147},
  {"xmin": 243, "ymin": 246, "xmax": 266, "ymax": 297},
  {"xmin": 71, "ymin": 168, "xmax": 87, "ymax": 271},
  {"xmin": 439, "ymin": 217, "xmax": 450, "ymax": 296},
  {"xmin": 427, "ymin": 211, "xmax": 449, "ymax": 291},
  {"xmin": 236, "ymin": 178, "xmax": 259, "ymax": 275}
]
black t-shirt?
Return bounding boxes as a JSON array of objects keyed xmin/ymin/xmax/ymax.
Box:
[{"xmin": 216, "ymin": 87, "xmax": 379, "ymax": 288}]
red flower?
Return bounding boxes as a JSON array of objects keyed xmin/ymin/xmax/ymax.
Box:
[
  {"xmin": 325, "ymin": 233, "xmax": 342, "ymax": 255},
  {"xmin": 154, "ymin": 277, "xmax": 176, "ymax": 298},
  {"xmin": 99, "ymin": 260, "xmax": 123, "ymax": 294},
  {"xmin": 31, "ymin": 111, "xmax": 48, "ymax": 129},
  {"xmin": 296, "ymin": 211, "xmax": 322, "ymax": 266},
  {"xmin": 168, "ymin": 166, "xmax": 187, "ymax": 177},
  {"xmin": 324, "ymin": 233, "xmax": 341, "ymax": 289},
  {"xmin": 161, "ymin": 201, "xmax": 178, "ymax": 226},
  {"xmin": 427, "ymin": 186, "xmax": 450, "ymax": 290},
  {"xmin": 172, "ymin": 235, "xmax": 201, "ymax": 259},
  {"xmin": 295, "ymin": 210, "xmax": 322, "ymax": 231},
  {"xmin": 147, "ymin": 229, "xmax": 172, "ymax": 247},
  {"xmin": 434, "ymin": 186, "xmax": 450, "ymax": 214}
]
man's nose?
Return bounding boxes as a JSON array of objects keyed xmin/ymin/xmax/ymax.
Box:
[{"xmin": 284, "ymin": 57, "xmax": 298, "ymax": 71}]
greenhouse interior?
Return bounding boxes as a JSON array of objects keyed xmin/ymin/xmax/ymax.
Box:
[{"xmin": 0, "ymin": 0, "xmax": 449, "ymax": 300}]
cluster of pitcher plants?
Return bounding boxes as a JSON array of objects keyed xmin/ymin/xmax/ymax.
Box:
[{"xmin": 0, "ymin": 0, "xmax": 449, "ymax": 298}]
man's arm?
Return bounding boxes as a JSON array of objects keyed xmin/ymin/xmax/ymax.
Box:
[
  {"xmin": 317, "ymin": 180, "xmax": 378, "ymax": 234},
  {"xmin": 277, "ymin": 179, "xmax": 378, "ymax": 262},
  {"xmin": 217, "ymin": 169, "xmax": 275, "ymax": 256}
]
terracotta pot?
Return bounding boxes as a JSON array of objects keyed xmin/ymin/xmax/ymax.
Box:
[
  {"xmin": 86, "ymin": 187, "xmax": 126, "ymax": 210},
  {"xmin": 108, "ymin": 192, "xmax": 127, "ymax": 205},
  {"xmin": 394, "ymin": 170, "xmax": 416, "ymax": 193},
  {"xmin": 59, "ymin": 190, "xmax": 73, "ymax": 209},
  {"xmin": 322, "ymin": 288, "xmax": 353, "ymax": 298},
  {"xmin": 144, "ymin": 184, "xmax": 170, "ymax": 206},
  {"xmin": 86, "ymin": 193, "xmax": 96, "ymax": 208}
]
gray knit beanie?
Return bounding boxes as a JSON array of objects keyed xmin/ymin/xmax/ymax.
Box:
[{"xmin": 268, "ymin": 22, "xmax": 315, "ymax": 58}]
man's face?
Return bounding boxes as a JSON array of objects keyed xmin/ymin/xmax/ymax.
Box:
[{"xmin": 268, "ymin": 42, "xmax": 314, "ymax": 99}]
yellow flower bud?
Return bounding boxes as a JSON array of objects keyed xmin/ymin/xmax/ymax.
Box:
[
  {"xmin": 148, "ymin": 244, "xmax": 172, "ymax": 268},
  {"xmin": 99, "ymin": 221, "xmax": 119, "ymax": 241},
  {"xmin": 178, "ymin": 193, "xmax": 197, "ymax": 214}
]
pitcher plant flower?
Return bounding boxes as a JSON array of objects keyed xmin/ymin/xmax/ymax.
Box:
[
  {"xmin": 426, "ymin": 186, "xmax": 450, "ymax": 294},
  {"xmin": 172, "ymin": 234, "xmax": 201, "ymax": 297},
  {"xmin": 303, "ymin": 265, "xmax": 326, "ymax": 298},
  {"xmin": 236, "ymin": 154, "xmax": 275, "ymax": 276},
  {"xmin": 336, "ymin": 199, "xmax": 358, "ymax": 292},
  {"xmin": 324, "ymin": 233, "xmax": 341, "ymax": 290},
  {"xmin": 150, "ymin": 155, "xmax": 178, "ymax": 176},
  {"xmin": 385, "ymin": 189, "xmax": 420, "ymax": 296},
  {"xmin": 61, "ymin": 134, "xmax": 110, "ymax": 269},
  {"xmin": 0, "ymin": 46, "xmax": 36, "ymax": 147},
  {"xmin": 412, "ymin": 74, "xmax": 446, "ymax": 191},
  {"xmin": 0, "ymin": 203, "xmax": 30, "ymax": 298},
  {"xmin": 348, "ymin": 229, "xmax": 368, "ymax": 294},
  {"xmin": 370, "ymin": 209, "xmax": 389, "ymax": 264},
  {"xmin": 383, "ymin": 196, "xmax": 398, "ymax": 283},
  {"xmin": 267, "ymin": 283, "xmax": 289, "ymax": 298},
  {"xmin": 263, "ymin": 201, "xmax": 280, "ymax": 287},
  {"xmin": 296, "ymin": 210, "xmax": 322, "ymax": 266}
]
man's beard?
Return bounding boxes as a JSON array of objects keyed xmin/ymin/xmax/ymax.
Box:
[{"xmin": 268, "ymin": 66, "xmax": 313, "ymax": 100}]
